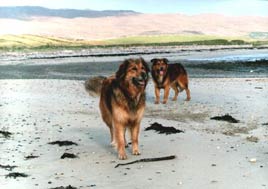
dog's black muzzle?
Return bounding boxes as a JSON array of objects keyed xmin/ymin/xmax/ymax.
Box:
[{"xmin": 132, "ymin": 72, "xmax": 147, "ymax": 86}]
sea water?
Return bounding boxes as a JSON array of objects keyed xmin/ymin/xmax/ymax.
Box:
[{"xmin": 0, "ymin": 49, "xmax": 268, "ymax": 79}]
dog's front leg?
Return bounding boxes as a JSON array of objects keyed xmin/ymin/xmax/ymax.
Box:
[
  {"xmin": 163, "ymin": 86, "xmax": 170, "ymax": 104},
  {"xmin": 114, "ymin": 121, "xmax": 127, "ymax": 160},
  {"xmin": 154, "ymin": 86, "xmax": 160, "ymax": 104},
  {"xmin": 130, "ymin": 123, "xmax": 141, "ymax": 155}
]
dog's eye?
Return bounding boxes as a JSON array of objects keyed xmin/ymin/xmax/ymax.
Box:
[
  {"xmin": 132, "ymin": 67, "xmax": 138, "ymax": 71},
  {"xmin": 141, "ymin": 66, "xmax": 145, "ymax": 70}
]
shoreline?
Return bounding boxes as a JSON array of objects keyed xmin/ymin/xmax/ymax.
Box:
[
  {"xmin": 1, "ymin": 45, "xmax": 268, "ymax": 63},
  {"xmin": 0, "ymin": 48, "xmax": 267, "ymax": 80}
]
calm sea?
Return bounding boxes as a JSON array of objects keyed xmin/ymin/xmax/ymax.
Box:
[{"xmin": 0, "ymin": 49, "xmax": 267, "ymax": 79}]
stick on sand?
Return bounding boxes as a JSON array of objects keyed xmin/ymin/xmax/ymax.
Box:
[{"xmin": 114, "ymin": 155, "xmax": 176, "ymax": 168}]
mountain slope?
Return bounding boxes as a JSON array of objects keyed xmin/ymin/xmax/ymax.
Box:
[
  {"xmin": 0, "ymin": 6, "xmax": 268, "ymax": 41},
  {"xmin": 1, "ymin": 13, "xmax": 268, "ymax": 40},
  {"xmin": 0, "ymin": 6, "xmax": 138, "ymax": 19}
]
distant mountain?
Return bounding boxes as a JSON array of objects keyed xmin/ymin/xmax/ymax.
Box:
[
  {"xmin": 0, "ymin": 7, "xmax": 267, "ymax": 40},
  {"xmin": 0, "ymin": 6, "xmax": 139, "ymax": 19}
]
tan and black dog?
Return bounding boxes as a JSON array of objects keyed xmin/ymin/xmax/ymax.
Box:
[
  {"xmin": 86, "ymin": 58, "xmax": 149, "ymax": 160},
  {"xmin": 151, "ymin": 58, "xmax": 190, "ymax": 104}
]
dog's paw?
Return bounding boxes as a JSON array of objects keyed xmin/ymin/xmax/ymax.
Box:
[
  {"xmin": 154, "ymin": 100, "xmax": 160, "ymax": 104},
  {"xmin": 162, "ymin": 100, "xmax": 167, "ymax": 104},
  {"xmin": 132, "ymin": 150, "xmax": 141, "ymax": 156},
  {"xmin": 118, "ymin": 153, "xmax": 127, "ymax": 160},
  {"xmin": 172, "ymin": 98, "xmax": 177, "ymax": 101},
  {"xmin": 185, "ymin": 97, "xmax": 191, "ymax": 101}
]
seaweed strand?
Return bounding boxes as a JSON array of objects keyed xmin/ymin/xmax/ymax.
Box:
[{"xmin": 114, "ymin": 155, "xmax": 176, "ymax": 168}]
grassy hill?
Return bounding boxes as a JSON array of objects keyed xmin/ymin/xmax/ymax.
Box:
[
  {"xmin": 0, "ymin": 35, "xmax": 91, "ymax": 50},
  {"xmin": 0, "ymin": 34, "xmax": 267, "ymax": 51},
  {"xmin": 104, "ymin": 35, "xmax": 251, "ymax": 45}
]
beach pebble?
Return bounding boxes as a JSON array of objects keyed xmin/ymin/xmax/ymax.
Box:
[
  {"xmin": 249, "ymin": 158, "xmax": 257, "ymax": 163},
  {"xmin": 246, "ymin": 136, "xmax": 259, "ymax": 143}
]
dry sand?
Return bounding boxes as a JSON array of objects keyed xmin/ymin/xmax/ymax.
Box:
[{"xmin": 0, "ymin": 78, "xmax": 268, "ymax": 189}]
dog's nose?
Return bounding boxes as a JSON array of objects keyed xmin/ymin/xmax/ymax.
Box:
[
  {"xmin": 160, "ymin": 67, "xmax": 164, "ymax": 71},
  {"xmin": 141, "ymin": 72, "xmax": 147, "ymax": 80}
]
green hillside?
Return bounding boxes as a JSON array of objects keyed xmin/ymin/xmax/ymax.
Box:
[
  {"xmin": 0, "ymin": 34, "xmax": 91, "ymax": 50},
  {"xmin": 0, "ymin": 34, "xmax": 267, "ymax": 51},
  {"xmin": 104, "ymin": 35, "xmax": 248, "ymax": 45}
]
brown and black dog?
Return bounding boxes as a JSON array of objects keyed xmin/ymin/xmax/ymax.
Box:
[
  {"xmin": 88, "ymin": 58, "xmax": 150, "ymax": 160},
  {"xmin": 151, "ymin": 58, "xmax": 190, "ymax": 104}
]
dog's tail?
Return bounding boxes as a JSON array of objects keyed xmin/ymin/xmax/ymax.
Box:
[{"xmin": 84, "ymin": 76, "xmax": 106, "ymax": 96}]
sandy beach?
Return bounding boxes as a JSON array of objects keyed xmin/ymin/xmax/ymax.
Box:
[{"xmin": 0, "ymin": 78, "xmax": 267, "ymax": 189}]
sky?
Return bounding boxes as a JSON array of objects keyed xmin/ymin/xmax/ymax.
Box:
[{"xmin": 0, "ymin": 0, "xmax": 268, "ymax": 16}]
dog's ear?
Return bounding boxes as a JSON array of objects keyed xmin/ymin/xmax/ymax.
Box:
[
  {"xmin": 151, "ymin": 58, "xmax": 158, "ymax": 66},
  {"xmin": 163, "ymin": 58, "xmax": 169, "ymax": 64},
  {"xmin": 116, "ymin": 59, "xmax": 130, "ymax": 80},
  {"xmin": 140, "ymin": 57, "xmax": 150, "ymax": 73},
  {"xmin": 151, "ymin": 58, "xmax": 157, "ymax": 63}
]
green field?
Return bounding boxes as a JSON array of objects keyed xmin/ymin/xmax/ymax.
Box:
[
  {"xmin": 0, "ymin": 34, "xmax": 267, "ymax": 51},
  {"xmin": 0, "ymin": 34, "xmax": 91, "ymax": 50},
  {"xmin": 104, "ymin": 35, "xmax": 248, "ymax": 45}
]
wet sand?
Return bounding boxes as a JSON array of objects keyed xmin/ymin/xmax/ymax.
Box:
[{"xmin": 0, "ymin": 78, "xmax": 267, "ymax": 189}]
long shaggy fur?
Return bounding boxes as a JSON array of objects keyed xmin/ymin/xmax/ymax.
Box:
[
  {"xmin": 93, "ymin": 58, "xmax": 150, "ymax": 160},
  {"xmin": 84, "ymin": 76, "xmax": 106, "ymax": 96}
]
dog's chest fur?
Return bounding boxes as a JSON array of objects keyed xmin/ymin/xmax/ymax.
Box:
[
  {"xmin": 112, "ymin": 86, "xmax": 145, "ymax": 115},
  {"xmin": 154, "ymin": 74, "xmax": 167, "ymax": 88},
  {"xmin": 112, "ymin": 90, "xmax": 145, "ymax": 124},
  {"xmin": 157, "ymin": 75, "xmax": 164, "ymax": 84}
]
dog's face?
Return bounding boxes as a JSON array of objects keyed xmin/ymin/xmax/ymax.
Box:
[
  {"xmin": 116, "ymin": 58, "xmax": 150, "ymax": 88},
  {"xmin": 151, "ymin": 58, "xmax": 168, "ymax": 77}
]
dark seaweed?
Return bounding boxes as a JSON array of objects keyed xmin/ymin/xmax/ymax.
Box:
[
  {"xmin": 50, "ymin": 185, "xmax": 78, "ymax": 189},
  {"xmin": 262, "ymin": 123, "xmax": 268, "ymax": 126},
  {"xmin": 145, "ymin": 122, "xmax": 184, "ymax": 135},
  {"xmin": 48, "ymin": 141, "xmax": 78, "ymax": 146},
  {"xmin": 0, "ymin": 164, "xmax": 17, "ymax": 171},
  {"xmin": 28, "ymin": 51, "xmax": 172, "ymax": 60},
  {"xmin": 187, "ymin": 59, "xmax": 268, "ymax": 73},
  {"xmin": 115, "ymin": 155, "xmax": 176, "ymax": 168},
  {"xmin": 25, "ymin": 155, "xmax": 39, "ymax": 160},
  {"xmin": 60, "ymin": 153, "xmax": 78, "ymax": 159},
  {"xmin": 0, "ymin": 130, "xmax": 12, "ymax": 138},
  {"xmin": 5, "ymin": 172, "xmax": 28, "ymax": 178},
  {"xmin": 210, "ymin": 114, "xmax": 240, "ymax": 123}
]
